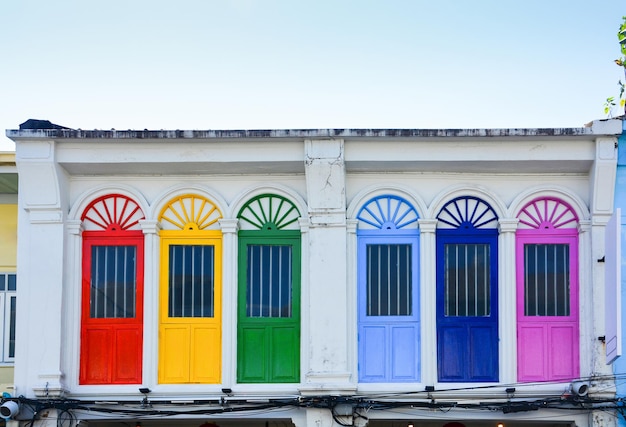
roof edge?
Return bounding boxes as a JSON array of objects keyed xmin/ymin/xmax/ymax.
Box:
[{"xmin": 5, "ymin": 120, "xmax": 623, "ymax": 141}]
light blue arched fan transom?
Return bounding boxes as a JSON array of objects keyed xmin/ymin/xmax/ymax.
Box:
[{"xmin": 357, "ymin": 195, "xmax": 419, "ymax": 231}]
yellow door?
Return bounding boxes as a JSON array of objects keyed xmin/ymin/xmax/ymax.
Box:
[{"xmin": 157, "ymin": 194, "xmax": 223, "ymax": 384}]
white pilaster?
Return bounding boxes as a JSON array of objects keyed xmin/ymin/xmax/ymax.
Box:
[
  {"xmin": 498, "ymin": 218, "xmax": 519, "ymax": 384},
  {"xmin": 140, "ymin": 219, "xmax": 161, "ymax": 388},
  {"xmin": 578, "ymin": 220, "xmax": 593, "ymax": 378},
  {"xmin": 418, "ymin": 218, "xmax": 437, "ymax": 386},
  {"xmin": 218, "ymin": 218, "xmax": 239, "ymax": 388}
]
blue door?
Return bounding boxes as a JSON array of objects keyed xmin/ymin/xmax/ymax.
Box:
[{"xmin": 436, "ymin": 196, "xmax": 499, "ymax": 382}]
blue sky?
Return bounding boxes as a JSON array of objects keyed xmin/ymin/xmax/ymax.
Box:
[{"xmin": 1, "ymin": 0, "xmax": 624, "ymax": 150}]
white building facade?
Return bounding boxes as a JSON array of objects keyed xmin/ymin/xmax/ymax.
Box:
[{"xmin": 5, "ymin": 120, "xmax": 623, "ymax": 427}]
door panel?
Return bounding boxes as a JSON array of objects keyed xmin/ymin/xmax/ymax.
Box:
[
  {"xmin": 159, "ymin": 325, "xmax": 191, "ymax": 383},
  {"xmin": 81, "ymin": 328, "xmax": 111, "ymax": 384},
  {"xmin": 391, "ymin": 325, "xmax": 418, "ymax": 380},
  {"xmin": 239, "ymin": 328, "xmax": 267, "ymax": 381}
]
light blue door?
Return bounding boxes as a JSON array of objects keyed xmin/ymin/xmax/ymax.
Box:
[{"xmin": 357, "ymin": 195, "xmax": 420, "ymax": 383}]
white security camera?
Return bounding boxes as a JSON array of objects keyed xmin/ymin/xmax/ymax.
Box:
[
  {"xmin": 0, "ymin": 401, "xmax": 19, "ymax": 419},
  {"xmin": 570, "ymin": 381, "xmax": 589, "ymax": 397}
]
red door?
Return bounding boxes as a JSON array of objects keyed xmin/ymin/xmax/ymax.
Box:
[{"xmin": 80, "ymin": 235, "xmax": 144, "ymax": 384}]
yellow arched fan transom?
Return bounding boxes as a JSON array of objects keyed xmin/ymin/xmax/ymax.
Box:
[{"xmin": 159, "ymin": 194, "xmax": 222, "ymax": 231}]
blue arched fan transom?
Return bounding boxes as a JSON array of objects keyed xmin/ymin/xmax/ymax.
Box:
[
  {"xmin": 357, "ymin": 195, "xmax": 419, "ymax": 231},
  {"xmin": 437, "ymin": 196, "xmax": 498, "ymax": 230}
]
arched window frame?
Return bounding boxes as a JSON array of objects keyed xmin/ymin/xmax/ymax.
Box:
[
  {"xmin": 79, "ymin": 194, "xmax": 145, "ymax": 385},
  {"xmin": 435, "ymin": 196, "xmax": 499, "ymax": 382},
  {"xmin": 356, "ymin": 195, "xmax": 420, "ymax": 383},
  {"xmin": 157, "ymin": 193, "xmax": 223, "ymax": 384},
  {"xmin": 236, "ymin": 194, "xmax": 301, "ymax": 383},
  {"xmin": 515, "ymin": 196, "xmax": 579, "ymax": 382}
]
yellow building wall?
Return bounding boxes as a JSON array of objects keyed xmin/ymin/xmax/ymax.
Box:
[
  {"xmin": 0, "ymin": 204, "xmax": 16, "ymax": 394},
  {"xmin": 0, "ymin": 204, "xmax": 17, "ymax": 270}
]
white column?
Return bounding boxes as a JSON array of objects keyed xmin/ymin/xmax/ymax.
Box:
[
  {"xmin": 301, "ymin": 138, "xmax": 354, "ymax": 394},
  {"xmin": 15, "ymin": 138, "xmax": 69, "ymax": 398},
  {"xmin": 418, "ymin": 219, "xmax": 437, "ymax": 386},
  {"xmin": 139, "ymin": 220, "xmax": 161, "ymax": 388},
  {"xmin": 498, "ymin": 218, "xmax": 518, "ymax": 385},
  {"xmin": 218, "ymin": 218, "xmax": 239, "ymax": 388}
]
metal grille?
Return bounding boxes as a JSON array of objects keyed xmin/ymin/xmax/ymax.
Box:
[
  {"xmin": 90, "ymin": 246, "xmax": 137, "ymax": 318},
  {"xmin": 247, "ymin": 245, "xmax": 293, "ymax": 318},
  {"xmin": 524, "ymin": 244, "xmax": 570, "ymax": 316},
  {"xmin": 366, "ymin": 244, "xmax": 412, "ymax": 316},
  {"xmin": 169, "ymin": 245, "xmax": 214, "ymax": 318},
  {"xmin": 444, "ymin": 244, "xmax": 490, "ymax": 317}
]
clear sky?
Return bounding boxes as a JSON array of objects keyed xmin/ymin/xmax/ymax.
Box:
[{"xmin": 1, "ymin": 0, "xmax": 624, "ymax": 151}]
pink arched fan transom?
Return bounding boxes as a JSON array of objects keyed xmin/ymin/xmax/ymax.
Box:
[
  {"xmin": 81, "ymin": 194, "xmax": 145, "ymax": 232},
  {"xmin": 517, "ymin": 197, "xmax": 578, "ymax": 230}
]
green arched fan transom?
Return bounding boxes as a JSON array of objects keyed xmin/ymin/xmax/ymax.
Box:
[{"xmin": 238, "ymin": 194, "xmax": 301, "ymax": 231}]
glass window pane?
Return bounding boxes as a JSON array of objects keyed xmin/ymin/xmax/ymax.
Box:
[
  {"xmin": 366, "ymin": 244, "xmax": 412, "ymax": 316},
  {"xmin": 247, "ymin": 245, "xmax": 292, "ymax": 318},
  {"xmin": 169, "ymin": 245, "xmax": 214, "ymax": 318},
  {"xmin": 90, "ymin": 246, "xmax": 137, "ymax": 318},
  {"xmin": 524, "ymin": 244, "xmax": 570, "ymax": 316},
  {"xmin": 8, "ymin": 295, "xmax": 15, "ymax": 358},
  {"xmin": 7, "ymin": 275, "xmax": 15, "ymax": 291},
  {"xmin": 444, "ymin": 243, "xmax": 490, "ymax": 317}
]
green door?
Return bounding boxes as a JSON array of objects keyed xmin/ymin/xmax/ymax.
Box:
[{"xmin": 236, "ymin": 194, "xmax": 301, "ymax": 383}]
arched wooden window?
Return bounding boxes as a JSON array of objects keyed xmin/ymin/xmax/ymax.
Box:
[
  {"xmin": 436, "ymin": 196, "xmax": 499, "ymax": 382},
  {"xmin": 237, "ymin": 194, "xmax": 301, "ymax": 383},
  {"xmin": 80, "ymin": 194, "xmax": 145, "ymax": 384},
  {"xmin": 158, "ymin": 194, "xmax": 223, "ymax": 384},
  {"xmin": 516, "ymin": 197, "xmax": 579, "ymax": 382},
  {"xmin": 356, "ymin": 195, "xmax": 420, "ymax": 382}
]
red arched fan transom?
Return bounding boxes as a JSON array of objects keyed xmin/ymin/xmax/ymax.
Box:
[
  {"xmin": 81, "ymin": 194, "xmax": 145, "ymax": 232},
  {"xmin": 517, "ymin": 197, "xmax": 578, "ymax": 230}
]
